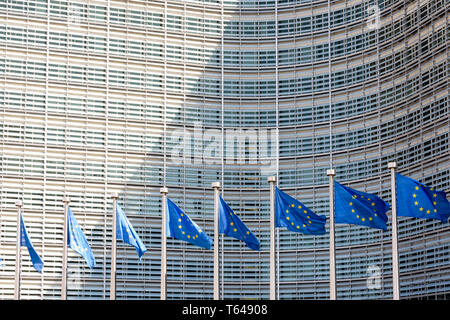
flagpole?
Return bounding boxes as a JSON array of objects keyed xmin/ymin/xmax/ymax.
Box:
[
  {"xmin": 110, "ymin": 192, "xmax": 119, "ymax": 300},
  {"xmin": 267, "ymin": 176, "xmax": 277, "ymax": 300},
  {"xmin": 61, "ymin": 195, "xmax": 70, "ymax": 300},
  {"xmin": 160, "ymin": 187, "xmax": 168, "ymax": 300},
  {"xmin": 212, "ymin": 182, "xmax": 221, "ymax": 300},
  {"xmin": 388, "ymin": 161, "xmax": 400, "ymax": 300},
  {"xmin": 326, "ymin": 169, "xmax": 336, "ymax": 300},
  {"xmin": 14, "ymin": 200, "xmax": 23, "ymax": 300}
]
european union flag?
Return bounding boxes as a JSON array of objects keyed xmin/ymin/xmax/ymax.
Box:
[
  {"xmin": 116, "ymin": 204, "xmax": 147, "ymax": 259},
  {"xmin": 20, "ymin": 213, "xmax": 44, "ymax": 272},
  {"xmin": 219, "ymin": 196, "xmax": 260, "ymax": 251},
  {"xmin": 396, "ymin": 173, "xmax": 450, "ymax": 223},
  {"xmin": 166, "ymin": 198, "xmax": 212, "ymax": 249},
  {"xmin": 67, "ymin": 206, "xmax": 95, "ymax": 269},
  {"xmin": 275, "ymin": 187, "xmax": 327, "ymax": 235},
  {"xmin": 334, "ymin": 181, "xmax": 390, "ymax": 230}
]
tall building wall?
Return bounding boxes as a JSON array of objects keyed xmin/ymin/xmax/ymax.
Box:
[{"xmin": 0, "ymin": 0, "xmax": 448, "ymax": 299}]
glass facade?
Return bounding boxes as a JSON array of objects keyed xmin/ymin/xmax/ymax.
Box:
[{"xmin": 0, "ymin": 0, "xmax": 448, "ymax": 299}]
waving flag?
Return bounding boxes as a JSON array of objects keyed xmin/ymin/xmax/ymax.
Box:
[
  {"xmin": 20, "ymin": 213, "xmax": 44, "ymax": 272},
  {"xmin": 67, "ymin": 206, "xmax": 96, "ymax": 269},
  {"xmin": 166, "ymin": 198, "xmax": 212, "ymax": 249},
  {"xmin": 396, "ymin": 173, "xmax": 450, "ymax": 223},
  {"xmin": 219, "ymin": 196, "xmax": 260, "ymax": 250},
  {"xmin": 116, "ymin": 204, "xmax": 147, "ymax": 259},
  {"xmin": 275, "ymin": 187, "xmax": 327, "ymax": 235},
  {"xmin": 334, "ymin": 181, "xmax": 390, "ymax": 230}
]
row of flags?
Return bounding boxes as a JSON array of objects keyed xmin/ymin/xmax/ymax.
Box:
[
  {"xmin": 15, "ymin": 188, "xmax": 267, "ymax": 274},
  {"xmin": 276, "ymin": 172, "xmax": 449, "ymax": 235},
  {"xmin": 17, "ymin": 203, "xmax": 148, "ymax": 273},
  {"xmin": 11, "ymin": 171, "xmax": 450, "ymax": 298}
]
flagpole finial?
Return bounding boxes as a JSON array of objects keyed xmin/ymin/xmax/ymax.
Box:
[
  {"xmin": 15, "ymin": 200, "xmax": 23, "ymax": 208},
  {"xmin": 111, "ymin": 192, "xmax": 119, "ymax": 199},
  {"xmin": 160, "ymin": 187, "xmax": 168, "ymax": 194},
  {"xmin": 211, "ymin": 182, "xmax": 221, "ymax": 189},
  {"xmin": 326, "ymin": 169, "xmax": 336, "ymax": 176},
  {"xmin": 267, "ymin": 176, "xmax": 276, "ymax": 183},
  {"xmin": 388, "ymin": 162, "xmax": 397, "ymax": 169},
  {"xmin": 63, "ymin": 195, "xmax": 70, "ymax": 204}
]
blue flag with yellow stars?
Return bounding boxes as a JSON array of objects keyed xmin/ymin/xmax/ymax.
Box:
[
  {"xmin": 20, "ymin": 213, "xmax": 44, "ymax": 272},
  {"xmin": 396, "ymin": 173, "xmax": 450, "ymax": 223},
  {"xmin": 334, "ymin": 181, "xmax": 390, "ymax": 230},
  {"xmin": 116, "ymin": 204, "xmax": 147, "ymax": 259},
  {"xmin": 219, "ymin": 196, "xmax": 260, "ymax": 251},
  {"xmin": 67, "ymin": 206, "xmax": 96, "ymax": 269},
  {"xmin": 275, "ymin": 187, "xmax": 327, "ymax": 235},
  {"xmin": 166, "ymin": 198, "xmax": 212, "ymax": 249}
]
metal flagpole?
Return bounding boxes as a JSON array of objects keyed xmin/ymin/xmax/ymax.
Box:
[
  {"xmin": 160, "ymin": 187, "xmax": 168, "ymax": 300},
  {"xmin": 326, "ymin": 169, "xmax": 336, "ymax": 300},
  {"xmin": 14, "ymin": 200, "xmax": 23, "ymax": 300},
  {"xmin": 388, "ymin": 161, "xmax": 400, "ymax": 300},
  {"xmin": 267, "ymin": 176, "xmax": 277, "ymax": 300},
  {"xmin": 61, "ymin": 195, "xmax": 70, "ymax": 300},
  {"xmin": 326, "ymin": 0, "xmax": 336, "ymax": 301},
  {"xmin": 212, "ymin": 182, "xmax": 221, "ymax": 300},
  {"xmin": 110, "ymin": 192, "xmax": 119, "ymax": 300}
]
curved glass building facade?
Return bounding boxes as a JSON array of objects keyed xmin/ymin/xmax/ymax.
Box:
[{"xmin": 0, "ymin": 0, "xmax": 448, "ymax": 299}]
